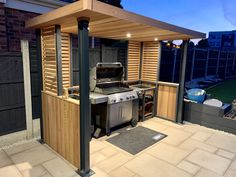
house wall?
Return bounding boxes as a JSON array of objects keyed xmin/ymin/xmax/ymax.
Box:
[
  {"xmin": 0, "ymin": 3, "xmax": 38, "ymax": 52},
  {"xmin": 0, "ymin": 3, "xmax": 7, "ymax": 51}
]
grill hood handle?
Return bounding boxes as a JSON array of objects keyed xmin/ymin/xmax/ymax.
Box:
[{"xmin": 96, "ymin": 62, "xmax": 122, "ymax": 67}]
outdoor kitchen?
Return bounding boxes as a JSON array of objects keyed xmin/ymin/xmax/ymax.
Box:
[{"xmin": 25, "ymin": 0, "xmax": 206, "ymax": 175}]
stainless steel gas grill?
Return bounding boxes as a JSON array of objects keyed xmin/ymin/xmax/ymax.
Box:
[{"xmin": 90, "ymin": 63, "xmax": 139, "ymax": 136}]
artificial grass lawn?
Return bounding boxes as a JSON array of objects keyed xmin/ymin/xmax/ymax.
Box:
[{"xmin": 206, "ymin": 79, "xmax": 236, "ymax": 103}]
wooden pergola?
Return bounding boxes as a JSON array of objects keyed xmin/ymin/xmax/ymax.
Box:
[{"xmin": 26, "ymin": 0, "xmax": 205, "ymax": 176}]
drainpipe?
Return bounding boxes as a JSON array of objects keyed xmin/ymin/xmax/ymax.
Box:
[{"xmin": 176, "ymin": 40, "xmax": 189, "ymax": 123}]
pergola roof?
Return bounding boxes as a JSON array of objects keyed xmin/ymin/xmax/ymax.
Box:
[{"xmin": 26, "ymin": 0, "xmax": 206, "ymax": 41}]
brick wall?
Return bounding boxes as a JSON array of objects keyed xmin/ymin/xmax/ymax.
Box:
[
  {"xmin": 5, "ymin": 8, "xmax": 38, "ymax": 52},
  {"xmin": 0, "ymin": 4, "xmax": 39, "ymax": 52},
  {"xmin": 0, "ymin": 3, "xmax": 7, "ymax": 51}
]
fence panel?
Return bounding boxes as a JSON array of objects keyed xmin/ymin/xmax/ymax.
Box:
[{"xmin": 0, "ymin": 52, "xmax": 26, "ymax": 135}]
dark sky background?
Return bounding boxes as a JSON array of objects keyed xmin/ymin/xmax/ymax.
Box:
[{"xmin": 122, "ymin": 0, "xmax": 236, "ymax": 42}]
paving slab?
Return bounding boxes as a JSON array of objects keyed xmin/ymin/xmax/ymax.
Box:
[
  {"xmin": 224, "ymin": 169, "xmax": 236, "ymax": 177},
  {"xmin": 11, "ymin": 146, "xmax": 56, "ymax": 171},
  {"xmin": 90, "ymin": 140, "xmax": 107, "ymax": 154},
  {"xmin": 43, "ymin": 157, "xmax": 77, "ymax": 177},
  {"xmin": 186, "ymin": 149, "xmax": 231, "ymax": 175},
  {"xmin": 179, "ymin": 139, "xmax": 217, "ymax": 153},
  {"xmin": 100, "ymin": 146, "xmax": 118, "ymax": 157},
  {"xmin": 4, "ymin": 141, "xmax": 40, "ymax": 156},
  {"xmin": 206, "ymin": 133, "xmax": 236, "ymax": 153},
  {"xmin": 194, "ymin": 168, "xmax": 223, "ymax": 177},
  {"xmin": 141, "ymin": 119, "xmax": 169, "ymax": 131},
  {"xmin": 20, "ymin": 165, "xmax": 47, "ymax": 177},
  {"xmin": 40, "ymin": 174, "xmax": 53, "ymax": 177},
  {"xmin": 97, "ymin": 153, "xmax": 131, "ymax": 173},
  {"xmin": 0, "ymin": 149, "xmax": 13, "ymax": 168},
  {"xmin": 216, "ymin": 149, "xmax": 235, "ymax": 159},
  {"xmin": 177, "ymin": 160, "xmax": 200, "ymax": 175},
  {"xmin": 191, "ymin": 131, "xmax": 213, "ymax": 142},
  {"xmin": 147, "ymin": 143, "xmax": 189, "ymax": 165},
  {"xmin": 124, "ymin": 154, "xmax": 191, "ymax": 177},
  {"xmin": 0, "ymin": 165, "xmax": 23, "ymax": 177},
  {"xmin": 91, "ymin": 152, "xmax": 107, "ymax": 167},
  {"xmin": 161, "ymin": 127, "xmax": 192, "ymax": 146},
  {"xmin": 229, "ymin": 159, "xmax": 236, "ymax": 170},
  {"xmin": 91, "ymin": 167, "xmax": 111, "ymax": 177},
  {"xmin": 109, "ymin": 166, "xmax": 135, "ymax": 177}
]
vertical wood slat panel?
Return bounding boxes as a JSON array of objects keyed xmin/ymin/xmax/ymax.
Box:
[
  {"xmin": 42, "ymin": 91, "xmax": 80, "ymax": 168},
  {"xmin": 61, "ymin": 33, "xmax": 71, "ymax": 89},
  {"xmin": 157, "ymin": 83, "xmax": 179, "ymax": 122},
  {"xmin": 41, "ymin": 26, "xmax": 57, "ymax": 94},
  {"xmin": 141, "ymin": 42, "xmax": 159, "ymax": 83},
  {"xmin": 127, "ymin": 41, "xmax": 141, "ymax": 81}
]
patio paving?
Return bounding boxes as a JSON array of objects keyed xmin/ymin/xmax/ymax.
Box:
[{"xmin": 1, "ymin": 117, "xmax": 236, "ymax": 177}]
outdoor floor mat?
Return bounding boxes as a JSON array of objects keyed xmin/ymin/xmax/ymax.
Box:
[{"xmin": 106, "ymin": 126, "xmax": 167, "ymax": 155}]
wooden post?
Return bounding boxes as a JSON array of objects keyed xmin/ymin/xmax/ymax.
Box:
[{"xmin": 21, "ymin": 40, "xmax": 33, "ymax": 139}]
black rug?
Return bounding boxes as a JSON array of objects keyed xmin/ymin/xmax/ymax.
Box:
[{"xmin": 106, "ymin": 126, "xmax": 167, "ymax": 155}]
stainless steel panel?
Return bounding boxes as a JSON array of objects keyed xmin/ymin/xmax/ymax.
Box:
[{"xmin": 109, "ymin": 101, "xmax": 133, "ymax": 128}]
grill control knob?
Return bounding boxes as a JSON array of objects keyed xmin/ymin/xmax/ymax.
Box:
[
  {"xmin": 120, "ymin": 98, "xmax": 123, "ymax": 101},
  {"xmin": 126, "ymin": 97, "xmax": 129, "ymax": 100},
  {"xmin": 132, "ymin": 96, "xmax": 135, "ymax": 98},
  {"xmin": 114, "ymin": 100, "xmax": 116, "ymax": 103}
]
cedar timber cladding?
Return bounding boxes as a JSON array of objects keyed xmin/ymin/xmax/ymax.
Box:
[
  {"xmin": 127, "ymin": 41, "xmax": 141, "ymax": 81},
  {"xmin": 157, "ymin": 83, "xmax": 178, "ymax": 122},
  {"xmin": 141, "ymin": 42, "xmax": 159, "ymax": 83},
  {"xmin": 42, "ymin": 92, "xmax": 80, "ymax": 168},
  {"xmin": 41, "ymin": 26, "xmax": 57, "ymax": 94},
  {"xmin": 61, "ymin": 33, "xmax": 71, "ymax": 89},
  {"xmin": 41, "ymin": 26, "xmax": 71, "ymax": 94}
]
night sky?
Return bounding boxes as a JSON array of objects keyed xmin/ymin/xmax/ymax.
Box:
[{"xmin": 122, "ymin": 0, "xmax": 236, "ymax": 39}]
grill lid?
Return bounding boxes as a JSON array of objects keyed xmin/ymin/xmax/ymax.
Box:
[{"xmin": 90, "ymin": 62, "xmax": 125, "ymax": 91}]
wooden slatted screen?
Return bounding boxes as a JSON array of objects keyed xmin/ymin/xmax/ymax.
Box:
[
  {"xmin": 41, "ymin": 26, "xmax": 57, "ymax": 94},
  {"xmin": 127, "ymin": 41, "xmax": 141, "ymax": 81},
  {"xmin": 61, "ymin": 33, "xmax": 71, "ymax": 89},
  {"xmin": 41, "ymin": 27, "xmax": 71, "ymax": 95},
  {"xmin": 157, "ymin": 82, "xmax": 179, "ymax": 122},
  {"xmin": 141, "ymin": 42, "xmax": 159, "ymax": 83}
]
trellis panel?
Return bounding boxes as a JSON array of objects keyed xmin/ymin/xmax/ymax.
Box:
[
  {"xmin": 127, "ymin": 41, "xmax": 141, "ymax": 81},
  {"xmin": 141, "ymin": 42, "xmax": 159, "ymax": 83},
  {"xmin": 41, "ymin": 26, "xmax": 57, "ymax": 94},
  {"xmin": 61, "ymin": 33, "xmax": 71, "ymax": 89}
]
